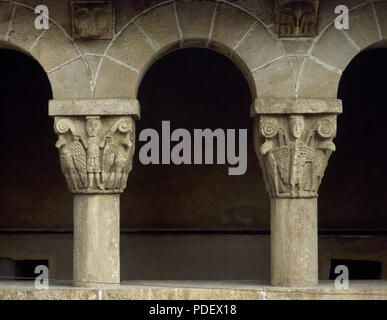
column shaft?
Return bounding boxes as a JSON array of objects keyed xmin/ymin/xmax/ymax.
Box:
[
  {"xmin": 73, "ymin": 194, "xmax": 120, "ymax": 287},
  {"xmin": 270, "ymin": 198, "xmax": 318, "ymax": 287}
]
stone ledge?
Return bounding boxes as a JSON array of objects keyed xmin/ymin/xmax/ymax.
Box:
[
  {"xmin": 49, "ymin": 99, "xmax": 141, "ymax": 118},
  {"xmin": 251, "ymin": 99, "xmax": 343, "ymax": 116},
  {"xmin": 0, "ymin": 281, "xmax": 386, "ymax": 300}
]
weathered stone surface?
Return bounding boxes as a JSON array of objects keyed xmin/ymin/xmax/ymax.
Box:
[
  {"xmin": 114, "ymin": 0, "xmax": 166, "ymax": 33},
  {"xmin": 236, "ymin": 22, "xmax": 283, "ymax": 70},
  {"xmin": 312, "ymin": 25, "xmax": 359, "ymax": 71},
  {"xmin": 94, "ymin": 57, "xmax": 138, "ymax": 98},
  {"xmin": 281, "ymin": 39, "xmax": 313, "ymax": 55},
  {"xmin": 135, "ymin": 3, "xmax": 180, "ymax": 52},
  {"xmin": 252, "ymin": 98, "xmax": 341, "ymax": 287},
  {"xmin": 287, "ymin": 56, "xmax": 305, "ymax": 83},
  {"xmin": 227, "ymin": 0, "xmax": 274, "ymax": 26},
  {"xmin": 49, "ymin": 99, "xmax": 140, "ymax": 117},
  {"xmin": 254, "ymin": 113, "xmax": 338, "ymax": 198},
  {"xmin": 1, "ymin": 281, "xmax": 387, "ymax": 300},
  {"xmin": 346, "ymin": 4, "xmax": 380, "ymax": 50},
  {"xmin": 108, "ymin": 22, "xmax": 156, "ymax": 72},
  {"xmin": 252, "ymin": 58, "xmax": 295, "ymax": 98},
  {"xmin": 0, "ymin": 2, "xmax": 13, "ymax": 40},
  {"xmin": 48, "ymin": 58, "xmax": 92, "ymax": 99},
  {"xmin": 375, "ymin": 2, "xmax": 387, "ymax": 39},
  {"xmin": 251, "ymin": 98, "xmax": 343, "ymax": 115},
  {"xmin": 7, "ymin": 6, "xmax": 42, "ymax": 51},
  {"xmin": 176, "ymin": 0, "xmax": 216, "ymax": 42},
  {"xmin": 51, "ymin": 115, "xmax": 135, "ymax": 194},
  {"xmin": 212, "ymin": 3, "xmax": 256, "ymax": 50},
  {"xmin": 14, "ymin": 0, "xmax": 72, "ymax": 35},
  {"xmin": 297, "ymin": 58, "xmax": 341, "ymax": 98},
  {"xmin": 73, "ymin": 194, "xmax": 120, "ymax": 287},
  {"xmin": 75, "ymin": 39, "xmax": 110, "ymax": 55},
  {"xmin": 317, "ymin": 0, "xmax": 364, "ymax": 34},
  {"xmin": 31, "ymin": 25, "xmax": 79, "ymax": 72},
  {"xmin": 271, "ymin": 198, "xmax": 318, "ymax": 286},
  {"xmin": 84, "ymin": 55, "xmax": 102, "ymax": 84}
]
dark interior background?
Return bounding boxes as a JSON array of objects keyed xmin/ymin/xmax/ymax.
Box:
[
  {"xmin": 125, "ymin": 48, "xmax": 267, "ymax": 229},
  {"xmin": 0, "ymin": 46, "xmax": 386, "ymax": 231},
  {"xmin": 0, "ymin": 49, "xmax": 71, "ymax": 229},
  {"xmin": 320, "ymin": 48, "xmax": 387, "ymax": 230}
]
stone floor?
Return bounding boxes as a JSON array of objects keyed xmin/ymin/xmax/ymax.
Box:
[{"xmin": 0, "ymin": 280, "xmax": 387, "ymax": 300}]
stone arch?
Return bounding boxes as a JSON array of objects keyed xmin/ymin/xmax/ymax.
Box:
[
  {"xmin": 0, "ymin": 0, "xmax": 93, "ymax": 99},
  {"xmin": 297, "ymin": 1, "xmax": 387, "ymax": 98},
  {"xmin": 94, "ymin": 0, "xmax": 296, "ymax": 100}
]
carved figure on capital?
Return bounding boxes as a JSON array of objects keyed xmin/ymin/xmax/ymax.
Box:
[
  {"xmin": 54, "ymin": 116, "xmax": 135, "ymax": 194},
  {"xmin": 258, "ymin": 115, "xmax": 336, "ymax": 198}
]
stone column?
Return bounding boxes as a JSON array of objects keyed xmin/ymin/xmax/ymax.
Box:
[
  {"xmin": 49, "ymin": 99, "xmax": 140, "ymax": 287},
  {"xmin": 251, "ymin": 99, "xmax": 342, "ymax": 287}
]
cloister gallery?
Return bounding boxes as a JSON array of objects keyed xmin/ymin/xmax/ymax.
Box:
[{"xmin": 0, "ymin": 0, "xmax": 387, "ymax": 299}]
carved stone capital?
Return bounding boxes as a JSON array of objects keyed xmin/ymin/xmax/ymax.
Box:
[
  {"xmin": 251, "ymin": 99, "xmax": 342, "ymax": 199},
  {"xmin": 49, "ymin": 99, "xmax": 140, "ymax": 194}
]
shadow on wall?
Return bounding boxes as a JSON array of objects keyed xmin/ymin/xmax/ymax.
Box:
[
  {"xmin": 320, "ymin": 48, "xmax": 387, "ymax": 230},
  {"xmin": 0, "ymin": 49, "xmax": 71, "ymax": 229}
]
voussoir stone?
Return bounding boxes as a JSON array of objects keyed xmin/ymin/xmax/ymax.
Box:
[
  {"xmin": 211, "ymin": 3, "xmax": 256, "ymax": 50},
  {"xmin": 95, "ymin": 57, "xmax": 138, "ymax": 99},
  {"xmin": 176, "ymin": 0, "xmax": 216, "ymax": 42},
  {"xmin": 312, "ymin": 25, "xmax": 359, "ymax": 71},
  {"xmin": 114, "ymin": 0, "xmax": 166, "ymax": 33},
  {"xmin": 31, "ymin": 25, "xmax": 79, "ymax": 72},
  {"xmin": 317, "ymin": 0, "xmax": 364, "ymax": 34},
  {"xmin": 236, "ymin": 21, "xmax": 283, "ymax": 71},
  {"xmin": 84, "ymin": 55, "xmax": 102, "ymax": 85},
  {"xmin": 135, "ymin": 3, "xmax": 180, "ymax": 53},
  {"xmin": 7, "ymin": 6, "xmax": 42, "ymax": 51},
  {"xmin": 281, "ymin": 39, "xmax": 313, "ymax": 55},
  {"xmin": 48, "ymin": 58, "xmax": 92, "ymax": 99},
  {"xmin": 75, "ymin": 39, "xmax": 111, "ymax": 55},
  {"xmin": 298, "ymin": 58, "xmax": 341, "ymax": 98},
  {"xmin": 228, "ymin": 0, "xmax": 274, "ymax": 26},
  {"xmin": 0, "ymin": 2, "xmax": 13, "ymax": 40},
  {"xmin": 107, "ymin": 22, "xmax": 156, "ymax": 72},
  {"xmin": 346, "ymin": 4, "xmax": 380, "ymax": 50},
  {"xmin": 287, "ymin": 56, "xmax": 305, "ymax": 84},
  {"xmin": 14, "ymin": 0, "xmax": 72, "ymax": 35},
  {"xmin": 375, "ymin": 1, "xmax": 387, "ymax": 40},
  {"xmin": 252, "ymin": 58, "xmax": 295, "ymax": 98}
]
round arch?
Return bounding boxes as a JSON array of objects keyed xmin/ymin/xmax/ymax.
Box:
[
  {"xmin": 94, "ymin": 0, "xmax": 293, "ymax": 100},
  {"xmin": 0, "ymin": 0, "xmax": 92, "ymax": 99},
  {"xmin": 297, "ymin": 1, "xmax": 387, "ymax": 99}
]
